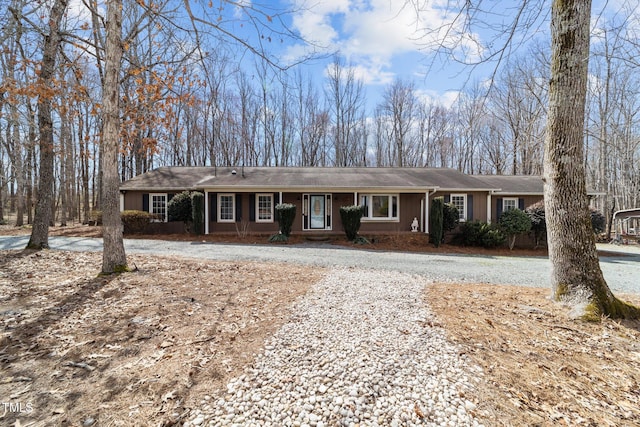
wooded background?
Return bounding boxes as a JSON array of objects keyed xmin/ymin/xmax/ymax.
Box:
[{"xmin": 1, "ymin": 1, "xmax": 638, "ymax": 228}]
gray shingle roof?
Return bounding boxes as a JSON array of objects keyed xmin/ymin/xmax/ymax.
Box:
[
  {"xmin": 475, "ymin": 175, "xmax": 544, "ymax": 195},
  {"xmin": 120, "ymin": 166, "xmax": 541, "ymax": 193}
]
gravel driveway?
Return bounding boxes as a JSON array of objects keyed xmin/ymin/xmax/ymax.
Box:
[{"xmin": 1, "ymin": 236, "xmax": 638, "ymax": 295}]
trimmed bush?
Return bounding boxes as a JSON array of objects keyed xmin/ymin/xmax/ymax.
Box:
[
  {"xmin": 275, "ymin": 203, "xmax": 296, "ymax": 237},
  {"xmin": 429, "ymin": 197, "xmax": 444, "ymax": 247},
  {"xmin": 340, "ymin": 205, "xmax": 365, "ymax": 241},
  {"xmin": 121, "ymin": 210, "xmax": 154, "ymax": 234},
  {"xmin": 443, "ymin": 202, "xmax": 460, "ymax": 234},
  {"xmin": 191, "ymin": 191, "xmax": 204, "ymax": 235},
  {"xmin": 458, "ymin": 220, "xmax": 505, "ymax": 248},
  {"xmin": 525, "ymin": 200, "xmax": 546, "ymax": 248},
  {"xmin": 499, "ymin": 209, "xmax": 532, "ymax": 250},
  {"xmin": 168, "ymin": 191, "xmax": 192, "ymax": 224}
]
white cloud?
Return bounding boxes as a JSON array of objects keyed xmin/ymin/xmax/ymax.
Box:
[{"xmin": 287, "ymin": 0, "xmax": 483, "ymax": 85}]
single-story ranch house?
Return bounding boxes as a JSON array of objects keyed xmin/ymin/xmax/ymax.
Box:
[{"xmin": 119, "ymin": 166, "xmax": 555, "ymax": 236}]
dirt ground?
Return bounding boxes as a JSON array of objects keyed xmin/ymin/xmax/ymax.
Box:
[{"xmin": 1, "ymin": 224, "xmax": 639, "ymax": 426}]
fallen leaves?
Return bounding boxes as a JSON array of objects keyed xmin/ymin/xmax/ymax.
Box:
[
  {"xmin": 427, "ymin": 283, "xmax": 640, "ymax": 427},
  {"xmin": 0, "ymin": 250, "xmax": 323, "ymax": 426}
]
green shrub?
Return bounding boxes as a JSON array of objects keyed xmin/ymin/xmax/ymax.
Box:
[
  {"xmin": 191, "ymin": 191, "xmax": 204, "ymax": 235},
  {"xmin": 525, "ymin": 201, "xmax": 546, "ymax": 248},
  {"xmin": 167, "ymin": 191, "xmax": 192, "ymax": 224},
  {"xmin": 458, "ymin": 220, "xmax": 505, "ymax": 248},
  {"xmin": 590, "ymin": 208, "xmax": 606, "ymax": 234},
  {"xmin": 429, "ymin": 197, "xmax": 444, "ymax": 247},
  {"xmin": 275, "ymin": 203, "xmax": 296, "ymax": 237},
  {"xmin": 443, "ymin": 202, "xmax": 459, "ymax": 233},
  {"xmin": 481, "ymin": 228, "xmax": 506, "ymax": 248},
  {"xmin": 121, "ymin": 210, "xmax": 154, "ymax": 234},
  {"xmin": 340, "ymin": 205, "xmax": 365, "ymax": 241},
  {"xmin": 499, "ymin": 209, "xmax": 532, "ymax": 250}
]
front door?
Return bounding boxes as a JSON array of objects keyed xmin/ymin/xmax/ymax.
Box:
[{"xmin": 303, "ymin": 194, "xmax": 332, "ymax": 230}]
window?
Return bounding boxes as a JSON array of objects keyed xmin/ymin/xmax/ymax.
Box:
[
  {"xmin": 150, "ymin": 193, "xmax": 167, "ymax": 222},
  {"xmin": 503, "ymin": 198, "xmax": 518, "ymax": 212},
  {"xmin": 450, "ymin": 194, "xmax": 467, "ymax": 221},
  {"xmin": 360, "ymin": 194, "xmax": 399, "ymax": 220},
  {"xmin": 218, "ymin": 193, "xmax": 235, "ymax": 222},
  {"xmin": 256, "ymin": 193, "xmax": 273, "ymax": 222}
]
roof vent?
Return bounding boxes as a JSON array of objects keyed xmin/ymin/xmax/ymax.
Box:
[{"xmin": 231, "ymin": 169, "xmax": 237, "ymax": 175}]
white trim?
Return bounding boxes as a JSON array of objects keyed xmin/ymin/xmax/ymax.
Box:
[
  {"xmin": 149, "ymin": 193, "xmax": 168, "ymax": 222},
  {"xmin": 119, "ymin": 193, "xmax": 125, "ymax": 212},
  {"xmin": 205, "ymin": 190, "xmax": 209, "ymax": 234},
  {"xmin": 450, "ymin": 193, "xmax": 467, "ymax": 222},
  {"xmin": 502, "ymin": 197, "xmax": 518, "ymax": 212},
  {"xmin": 256, "ymin": 193, "xmax": 274, "ymax": 223},
  {"xmin": 360, "ymin": 194, "xmax": 400, "ymax": 222},
  {"xmin": 486, "ymin": 193, "xmax": 492, "ymax": 224},
  {"xmin": 217, "ymin": 193, "xmax": 235, "ymax": 223}
]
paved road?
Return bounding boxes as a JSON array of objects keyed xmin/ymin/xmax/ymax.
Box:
[{"xmin": 1, "ymin": 236, "xmax": 638, "ymax": 295}]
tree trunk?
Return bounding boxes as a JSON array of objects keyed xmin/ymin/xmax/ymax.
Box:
[
  {"xmin": 101, "ymin": 0, "xmax": 128, "ymax": 274},
  {"xmin": 544, "ymin": 0, "xmax": 638, "ymax": 320},
  {"xmin": 27, "ymin": 0, "xmax": 68, "ymax": 249}
]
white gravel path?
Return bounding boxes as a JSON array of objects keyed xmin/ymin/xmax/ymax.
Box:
[{"xmin": 183, "ymin": 268, "xmax": 484, "ymax": 427}]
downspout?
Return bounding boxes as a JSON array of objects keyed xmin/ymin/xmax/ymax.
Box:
[
  {"xmin": 487, "ymin": 191, "xmax": 495, "ymax": 224},
  {"xmin": 204, "ymin": 190, "xmax": 209, "ymax": 234}
]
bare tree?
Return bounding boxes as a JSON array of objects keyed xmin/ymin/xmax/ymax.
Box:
[
  {"xmin": 101, "ymin": 0, "xmax": 127, "ymax": 273},
  {"xmin": 27, "ymin": 0, "xmax": 68, "ymax": 249},
  {"xmin": 378, "ymin": 78, "xmax": 418, "ymax": 167},
  {"xmin": 325, "ymin": 56, "xmax": 367, "ymax": 166},
  {"xmin": 544, "ymin": 0, "xmax": 637, "ymax": 319}
]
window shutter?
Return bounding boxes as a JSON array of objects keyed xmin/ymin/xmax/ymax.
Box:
[
  {"xmin": 142, "ymin": 194, "xmax": 149, "ymax": 212},
  {"xmin": 210, "ymin": 193, "xmax": 217, "ymax": 222},
  {"xmin": 235, "ymin": 194, "xmax": 243, "ymax": 222},
  {"xmin": 467, "ymin": 195, "xmax": 474, "ymax": 220},
  {"xmin": 444, "ymin": 194, "xmax": 450, "ymax": 203},
  {"xmin": 518, "ymin": 198, "xmax": 525, "ymax": 210},
  {"xmin": 496, "ymin": 198, "xmax": 503, "ymax": 219},
  {"xmin": 249, "ymin": 193, "xmax": 255, "ymax": 222}
]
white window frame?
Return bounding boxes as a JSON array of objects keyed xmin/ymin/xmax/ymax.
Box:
[
  {"xmin": 450, "ymin": 194, "xmax": 467, "ymax": 222},
  {"xmin": 256, "ymin": 193, "xmax": 274, "ymax": 223},
  {"xmin": 502, "ymin": 197, "xmax": 518, "ymax": 212},
  {"xmin": 360, "ymin": 194, "xmax": 399, "ymax": 221},
  {"xmin": 217, "ymin": 193, "xmax": 235, "ymax": 223},
  {"xmin": 150, "ymin": 193, "xmax": 168, "ymax": 222}
]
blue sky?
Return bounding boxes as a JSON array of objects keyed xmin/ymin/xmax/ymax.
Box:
[
  {"xmin": 66, "ymin": 0, "xmax": 634, "ymax": 110},
  {"xmin": 247, "ymin": 0, "xmax": 632, "ymax": 109}
]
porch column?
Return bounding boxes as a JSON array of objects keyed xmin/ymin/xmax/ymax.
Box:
[
  {"xmin": 119, "ymin": 193, "xmax": 125, "ymax": 212},
  {"xmin": 487, "ymin": 193, "xmax": 492, "ymax": 224},
  {"xmin": 204, "ymin": 190, "xmax": 209, "ymax": 234},
  {"xmin": 425, "ymin": 191, "xmax": 429, "ymax": 234},
  {"xmin": 354, "ymin": 192, "xmax": 358, "ymax": 205}
]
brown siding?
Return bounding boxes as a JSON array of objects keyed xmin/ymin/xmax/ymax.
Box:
[
  {"xmin": 491, "ymin": 195, "xmax": 543, "ymax": 222},
  {"xmin": 430, "ymin": 191, "xmax": 488, "ymax": 222},
  {"xmin": 123, "ymin": 191, "xmax": 145, "ymax": 211}
]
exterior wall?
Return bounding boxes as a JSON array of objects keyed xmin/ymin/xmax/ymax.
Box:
[
  {"xmin": 430, "ymin": 191, "xmax": 489, "ymax": 222},
  {"xmin": 123, "ymin": 190, "xmax": 145, "ymax": 211},
  {"xmin": 205, "ymin": 191, "xmax": 427, "ymax": 235},
  {"xmin": 124, "ymin": 188, "xmax": 544, "ymax": 239},
  {"xmin": 490, "ymin": 195, "xmax": 543, "ymax": 222}
]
